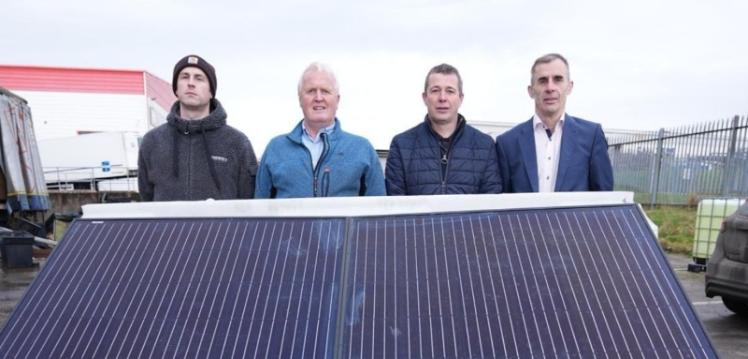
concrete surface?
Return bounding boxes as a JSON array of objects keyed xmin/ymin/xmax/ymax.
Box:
[
  {"xmin": 668, "ymin": 253, "xmax": 748, "ymax": 358},
  {"xmin": 0, "ymin": 263, "xmax": 40, "ymax": 330}
]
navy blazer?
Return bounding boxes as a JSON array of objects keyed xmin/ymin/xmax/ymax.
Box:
[{"xmin": 495, "ymin": 115, "xmax": 614, "ymax": 193}]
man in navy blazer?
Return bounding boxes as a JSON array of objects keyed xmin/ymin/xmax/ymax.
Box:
[{"xmin": 496, "ymin": 53, "xmax": 613, "ymax": 193}]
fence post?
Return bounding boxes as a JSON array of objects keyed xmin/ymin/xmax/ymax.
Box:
[
  {"xmin": 650, "ymin": 128, "xmax": 665, "ymax": 208},
  {"xmin": 720, "ymin": 115, "xmax": 740, "ymax": 196}
]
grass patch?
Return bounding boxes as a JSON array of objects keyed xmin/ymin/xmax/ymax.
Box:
[
  {"xmin": 643, "ymin": 205, "xmax": 696, "ymax": 255},
  {"xmin": 53, "ymin": 219, "xmax": 73, "ymax": 241}
]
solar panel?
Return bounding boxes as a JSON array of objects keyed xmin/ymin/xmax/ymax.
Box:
[
  {"xmin": 0, "ymin": 194, "xmax": 717, "ymax": 358},
  {"xmin": 0, "ymin": 218, "xmax": 347, "ymax": 358},
  {"xmin": 338, "ymin": 206, "xmax": 715, "ymax": 358}
]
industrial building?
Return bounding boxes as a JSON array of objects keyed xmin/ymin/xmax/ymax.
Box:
[
  {"xmin": 0, "ymin": 65, "xmax": 175, "ymax": 193},
  {"xmin": 0, "ymin": 64, "xmax": 174, "ymax": 140}
]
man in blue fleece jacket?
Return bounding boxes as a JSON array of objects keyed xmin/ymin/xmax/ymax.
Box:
[{"xmin": 255, "ymin": 63, "xmax": 385, "ymax": 198}]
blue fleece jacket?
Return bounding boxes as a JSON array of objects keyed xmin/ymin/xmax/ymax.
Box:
[{"xmin": 255, "ymin": 119, "xmax": 385, "ymax": 198}]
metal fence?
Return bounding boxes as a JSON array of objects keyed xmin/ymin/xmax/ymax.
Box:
[
  {"xmin": 44, "ymin": 165, "xmax": 138, "ymax": 192},
  {"xmin": 608, "ymin": 115, "xmax": 748, "ymax": 205}
]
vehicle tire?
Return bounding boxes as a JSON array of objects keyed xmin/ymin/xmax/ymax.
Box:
[{"xmin": 722, "ymin": 297, "xmax": 748, "ymax": 317}]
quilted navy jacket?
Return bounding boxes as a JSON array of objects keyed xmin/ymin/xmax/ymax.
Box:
[{"xmin": 385, "ymin": 117, "xmax": 502, "ymax": 195}]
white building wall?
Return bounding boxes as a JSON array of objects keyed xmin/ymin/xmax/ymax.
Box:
[
  {"xmin": 13, "ymin": 90, "xmax": 150, "ymax": 140},
  {"xmin": 38, "ymin": 132, "xmax": 141, "ymax": 184}
]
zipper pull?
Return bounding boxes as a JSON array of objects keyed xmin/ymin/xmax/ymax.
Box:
[{"xmin": 322, "ymin": 167, "xmax": 331, "ymax": 197}]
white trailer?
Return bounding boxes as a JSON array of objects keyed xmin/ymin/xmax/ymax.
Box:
[{"xmin": 38, "ymin": 132, "xmax": 140, "ymax": 190}]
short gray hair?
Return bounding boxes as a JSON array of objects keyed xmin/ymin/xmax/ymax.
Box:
[
  {"xmin": 297, "ymin": 62, "xmax": 339, "ymax": 94},
  {"xmin": 530, "ymin": 53, "xmax": 570, "ymax": 82}
]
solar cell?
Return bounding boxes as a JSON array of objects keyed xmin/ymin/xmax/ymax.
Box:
[{"xmin": 0, "ymin": 194, "xmax": 717, "ymax": 358}]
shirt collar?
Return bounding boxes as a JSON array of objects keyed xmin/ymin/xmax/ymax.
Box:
[
  {"xmin": 426, "ymin": 113, "xmax": 466, "ymax": 141},
  {"xmin": 302, "ymin": 121, "xmax": 336, "ymax": 142},
  {"xmin": 533, "ymin": 113, "xmax": 565, "ymax": 131}
]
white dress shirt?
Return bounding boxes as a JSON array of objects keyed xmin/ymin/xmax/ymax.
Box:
[{"xmin": 533, "ymin": 114, "xmax": 565, "ymax": 192}]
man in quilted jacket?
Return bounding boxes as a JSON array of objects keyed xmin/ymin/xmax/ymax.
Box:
[{"xmin": 385, "ymin": 63, "xmax": 502, "ymax": 195}]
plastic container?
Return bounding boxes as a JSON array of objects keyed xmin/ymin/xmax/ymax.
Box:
[
  {"xmin": 690, "ymin": 198, "xmax": 747, "ymax": 272},
  {"xmin": 0, "ymin": 232, "xmax": 35, "ymax": 268}
]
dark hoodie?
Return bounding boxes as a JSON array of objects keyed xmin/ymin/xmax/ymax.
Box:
[{"xmin": 138, "ymin": 99, "xmax": 257, "ymax": 201}]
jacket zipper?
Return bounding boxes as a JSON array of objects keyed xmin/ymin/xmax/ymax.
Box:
[
  {"xmin": 321, "ymin": 167, "xmax": 331, "ymax": 197},
  {"xmin": 439, "ymin": 119, "xmax": 465, "ymax": 194},
  {"xmin": 441, "ymin": 158, "xmax": 449, "ymax": 194},
  {"xmin": 184, "ymin": 129, "xmax": 191, "ymax": 198},
  {"xmin": 440, "ymin": 140, "xmax": 455, "ymax": 194},
  {"xmin": 312, "ymin": 132, "xmax": 330, "ymax": 197}
]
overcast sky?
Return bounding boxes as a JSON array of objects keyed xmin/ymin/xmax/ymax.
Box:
[{"xmin": 3, "ymin": 0, "xmax": 747, "ymax": 153}]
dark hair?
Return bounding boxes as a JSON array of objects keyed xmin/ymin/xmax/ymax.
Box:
[
  {"xmin": 424, "ymin": 63, "xmax": 463, "ymax": 95},
  {"xmin": 530, "ymin": 53, "xmax": 570, "ymax": 82}
]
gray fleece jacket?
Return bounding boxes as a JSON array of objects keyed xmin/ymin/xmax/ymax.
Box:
[{"xmin": 138, "ymin": 99, "xmax": 257, "ymax": 201}]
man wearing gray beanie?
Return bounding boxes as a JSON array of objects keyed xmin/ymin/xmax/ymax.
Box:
[{"xmin": 138, "ymin": 54, "xmax": 257, "ymax": 201}]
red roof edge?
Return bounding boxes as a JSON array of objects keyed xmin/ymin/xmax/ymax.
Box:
[
  {"xmin": 0, "ymin": 64, "xmax": 147, "ymax": 94},
  {"xmin": 144, "ymin": 72, "xmax": 176, "ymax": 111}
]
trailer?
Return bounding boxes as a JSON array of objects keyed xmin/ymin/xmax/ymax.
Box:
[{"xmin": 38, "ymin": 131, "xmax": 140, "ymax": 191}]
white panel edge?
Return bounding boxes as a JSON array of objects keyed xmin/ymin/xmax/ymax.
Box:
[{"xmin": 82, "ymin": 191, "xmax": 635, "ymax": 219}]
